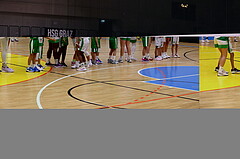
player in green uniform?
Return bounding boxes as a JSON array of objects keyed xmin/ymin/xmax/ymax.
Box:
[
  {"xmin": 91, "ymin": 37, "xmax": 101, "ymax": 65},
  {"xmin": 26, "ymin": 37, "xmax": 41, "ymax": 72},
  {"xmin": 214, "ymin": 36, "xmax": 229, "ymax": 76},
  {"xmin": 34, "ymin": 37, "xmax": 45, "ymax": 71},
  {"xmin": 214, "ymin": 36, "xmax": 240, "ymax": 76},
  {"xmin": 141, "ymin": 36, "xmax": 153, "ymax": 61},
  {"xmin": 108, "ymin": 37, "xmax": 118, "ymax": 64}
]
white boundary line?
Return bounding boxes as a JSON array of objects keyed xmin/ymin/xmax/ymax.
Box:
[
  {"xmin": 146, "ymin": 74, "xmax": 199, "ymax": 81},
  {"xmin": 36, "ymin": 64, "xmax": 147, "ymax": 109},
  {"xmin": 138, "ymin": 67, "xmax": 199, "ymax": 91},
  {"xmin": 137, "ymin": 66, "xmax": 199, "ymax": 79},
  {"xmin": 36, "ymin": 71, "xmax": 86, "ymax": 109}
]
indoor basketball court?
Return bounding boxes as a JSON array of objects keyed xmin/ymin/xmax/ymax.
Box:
[
  {"xmin": 0, "ymin": 37, "xmax": 199, "ymax": 109},
  {"xmin": 200, "ymin": 37, "xmax": 240, "ymax": 108}
]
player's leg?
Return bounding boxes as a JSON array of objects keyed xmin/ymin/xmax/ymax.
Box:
[
  {"xmin": 131, "ymin": 42, "xmax": 137, "ymax": 61},
  {"xmin": 81, "ymin": 38, "xmax": 92, "ymax": 67},
  {"xmin": 163, "ymin": 37, "xmax": 171, "ymax": 58},
  {"xmin": 141, "ymin": 36, "xmax": 149, "ymax": 61},
  {"xmin": 229, "ymin": 53, "xmax": 240, "ymax": 73},
  {"xmin": 27, "ymin": 38, "xmax": 40, "ymax": 72},
  {"xmin": 46, "ymin": 42, "xmax": 54, "ymax": 65},
  {"xmin": 91, "ymin": 49, "xmax": 97, "ymax": 65},
  {"xmin": 174, "ymin": 37, "xmax": 180, "ymax": 57},
  {"xmin": 146, "ymin": 37, "xmax": 153, "ymax": 60},
  {"xmin": 95, "ymin": 38, "xmax": 102, "ymax": 64},
  {"xmin": 108, "ymin": 37, "xmax": 118, "ymax": 64},
  {"xmin": 119, "ymin": 38, "xmax": 126, "ymax": 63},
  {"xmin": 125, "ymin": 39, "xmax": 132, "ymax": 63},
  {"xmin": 52, "ymin": 42, "xmax": 61, "ymax": 67},
  {"xmin": 1, "ymin": 37, "xmax": 14, "ymax": 72},
  {"xmin": 76, "ymin": 51, "xmax": 87, "ymax": 71},
  {"xmin": 217, "ymin": 48, "xmax": 228, "ymax": 76},
  {"xmin": 60, "ymin": 45, "xmax": 67, "ymax": 67},
  {"xmin": 91, "ymin": 37, "xmax": 98, "ymax": 65}
]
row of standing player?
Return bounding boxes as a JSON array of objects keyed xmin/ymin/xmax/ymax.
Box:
[
  {"xmin": 70, "ymin": 36, "xmax": 181, "ymax": 71},
  {"xmin": 27, "ymin": 36, "xmax": 181, "ymax": 72},
  {"xmin": 1, "ymin": 36, "xmax": 180, "ymax": 73},
  {"xmin": 26, "ymin": 37, "xmax": 105, "ymax": 72}
]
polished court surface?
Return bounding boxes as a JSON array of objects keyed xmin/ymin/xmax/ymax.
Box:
[
  {"xmin": 0, "ymin": 37, "xmax": 199, "ymax": 109},
  {"xmin": 200, "ymin": 39, "xmax": 240, "ymax": 108}
]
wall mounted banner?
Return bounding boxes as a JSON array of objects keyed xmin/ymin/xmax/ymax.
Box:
[{"xmin": 45, "ymin": 28, "xmax": 76, "ymax": 37}]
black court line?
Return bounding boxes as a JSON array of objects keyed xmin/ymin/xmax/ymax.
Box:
[
  {"xmin": 183, "ymin": 49, "xmax": 199, "ymax": 62},
  {"xmin": 51, "ymin": 72, "xmax": 199, "ymax": 102},
  {"xmin": 68, "ymin": 82, "xmax": 199, "ymax": 109}
]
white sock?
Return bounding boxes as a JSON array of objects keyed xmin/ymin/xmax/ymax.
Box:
[{"xmin": 219, "ymin": 66, "xmax": 223, "ymax": 72}]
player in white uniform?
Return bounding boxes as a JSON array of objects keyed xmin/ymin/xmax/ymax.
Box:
[
  {"xmin": 154, "ymin": 36, "xmax": 165, "ymax": 61},
  {"xmin": 0, "ymin": 37, "xmax": 14, "ymax": 73},
  {"xmin": 80, "ymin": 37, "xmax": 92, "ymax": 67},
  {"xmin": 162, "ymin": 37, "xmax": 171, "ymax": 59},
  {"xmin": 71, "ymin": 37, "xmax": 89, "ymax": 71}
]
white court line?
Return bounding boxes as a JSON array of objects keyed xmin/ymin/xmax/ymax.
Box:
[
  {"xmin": 36, "ymin": 71, "xmax": 86, "ymax": 109},
  {"xmin": 138, "ymin": 67, "xmax": 199, "ymax": 80},
  {"xmin": 146, "ymin": 74, "xmax": 199, "ymax": 82},
  {"xmin": 138, "ymin": 68, "xmax": 199, "ymax": 91},
  {"xmin": 138, "ymin": 68, "xmax": 199, "ymax": 81},
  {"xmin": 36, "ymin": 63, "xmax": 148, "ymax": 109}
]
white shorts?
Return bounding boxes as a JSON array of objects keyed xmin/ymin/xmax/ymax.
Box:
[
  {"xmin": 79, "ymin": 37, "xmax": 90, "ymax": 56},
  {"xmin": 155, "ymin": 37, "xmax": 165, "ymax": 48},
  {"xmin": 172, "ymin": 37, "xmax": 179, "ymax": 45}
]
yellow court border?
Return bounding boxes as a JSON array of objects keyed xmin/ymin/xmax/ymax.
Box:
[
  {"xmin": 200, "ymin": 45, "xmax": 240, "ymax": 91},
  {"xmin": 0, "ymin": 53, "xmax": 52, "ymax": 87}
]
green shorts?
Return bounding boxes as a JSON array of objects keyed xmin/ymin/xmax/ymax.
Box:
[
  {"xmin": 214, "ymin": 37, "xmax": 232, "ymax": 53},
  {"xmin": 120, "ymin": 37, "xmax": 131, "ymax": 41},
  {"xmin": 142, "ymin": 36, "xmax": 149, "ymax": 47},
  {"xmin": 109, "ymin": 37, "xmax": 118, "ymax": 49},
  {"xmin": 130, "ymin": 39, "xmax": 137, "ymax": 43},
  {"xmin": 91, "ymin": 37, "xmax": 100, "ymax": 52},
  {"xmin": 29, "ymin": 37, "xmax": 40, "ymax": 54}
]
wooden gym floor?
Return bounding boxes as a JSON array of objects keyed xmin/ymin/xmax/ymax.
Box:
[{"xmin": 0, "ymin": 37, "xmax": 199, "ymax": 109}]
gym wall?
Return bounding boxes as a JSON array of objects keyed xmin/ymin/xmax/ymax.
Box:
[{"xmin": 0, "ymin": 0, "xmax": 238, "ymax": 36}]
